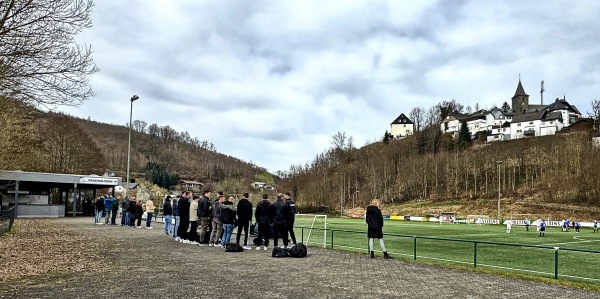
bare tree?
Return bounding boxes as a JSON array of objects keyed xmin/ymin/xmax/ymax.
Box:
[
  {"xmin": 409, "ymin": 106, "xmax": 426, "ymax": 132},
  {"xmin": 588, "ymin": 99, "xmax": 600, "ymax": 129},
  {"xmin": 0, "ymin": 0, "xmax": 99, "ymax": 107}
]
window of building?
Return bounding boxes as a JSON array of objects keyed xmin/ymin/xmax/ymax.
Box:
[
  {"xmin": 529, "ymin": 121, "xmax": 534, "ymax": 125},
  {"xmin": 517, "ymin": 123, "xmax": 521, "ymax": 127}
]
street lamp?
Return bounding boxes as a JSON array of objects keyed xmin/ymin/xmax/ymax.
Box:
[
  {"xmin": 496, "ymin": 160, "xmax": 503, "ymax": 221},
  {"xmin": 126, "ymin": 95, "xmax": 139, "ymax": 196}
]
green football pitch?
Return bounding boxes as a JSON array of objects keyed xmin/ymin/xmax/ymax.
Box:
[{"xmin": 293, "ymin": 217, "xmax": 600, "ymax": 284}]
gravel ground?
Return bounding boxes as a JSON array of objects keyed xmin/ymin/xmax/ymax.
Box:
[{"xmin": 0, "ymin": 217, "xmax": 598, "ymax": 299}]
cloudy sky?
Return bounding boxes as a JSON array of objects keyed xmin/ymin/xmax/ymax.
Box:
[{"xmin": 59, "ymin": 0, "xmax": 600, "ymax": 173}]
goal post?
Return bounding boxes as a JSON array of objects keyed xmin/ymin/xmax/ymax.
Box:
[{"xmin": 294, "ymin": 214, "xmax": 327, "ymax": 248}]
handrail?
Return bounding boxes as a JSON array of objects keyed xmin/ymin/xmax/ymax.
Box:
[{"xmin": 295, "ymin": 225, "xmax": 600, "ymax": 283}]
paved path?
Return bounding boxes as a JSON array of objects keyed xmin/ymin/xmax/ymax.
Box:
[{"xmin": 0, "ymin": 218, "xmax": 597, "ymax": 298}]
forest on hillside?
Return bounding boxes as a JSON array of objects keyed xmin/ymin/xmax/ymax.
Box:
[
  {"xmin": 0, "ymin": 97, "xmax": 266, "ymax": 193},
  {"xmin": 279, "ymin": 119, "xmax": 600, "ymax": 214}
]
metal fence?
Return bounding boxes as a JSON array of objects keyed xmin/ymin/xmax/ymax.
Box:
[
  {"xmin": 0, "ymin": 206, "xmax": 16, "ymax": 235},
  {"xmin": 297, "ymin": 226, "xmax": 600, "ymax": 284}
]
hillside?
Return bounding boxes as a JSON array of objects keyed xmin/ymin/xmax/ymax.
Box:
[
  {"xmin": 0, "ymin": 97, "xmax": 269, "ymax": 190},
  {"xmin": 279, "ymin": 129, "xmax": 600, "ymax": 220}
]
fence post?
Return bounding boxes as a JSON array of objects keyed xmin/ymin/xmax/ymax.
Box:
[
  {"xmin": 473, "ymin": 241, "xmax": 477, "ymax": 268},
  {"xmin": 413, "ymin": 236, "xmax": 417, "ymax": 260},
  {"xmin": 554, "ymin": 247, "xmax": 559, "ymax": 279},
  {"xmin": 331, "ymin": 229, "xmax": 334, "ymax": 249}
]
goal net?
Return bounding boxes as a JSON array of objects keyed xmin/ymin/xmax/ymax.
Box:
[{"xmin": 294, "ymin": 214, "xmax": 327, "ymax": 248}]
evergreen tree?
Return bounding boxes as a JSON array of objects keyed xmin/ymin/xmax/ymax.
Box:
[
  {"xmin": 383, "ymin": 130, "xmax": 392, "ymax": 144},
  {"xmin": 457, "ymin": 122, "xmax": 472, "ymax": 149},
  {"xmin": 501, "ymin": 102, "xmax": 511, "ymax": 112}
]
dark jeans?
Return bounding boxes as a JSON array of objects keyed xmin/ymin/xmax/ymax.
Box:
[
  {"xmin": 121, "ymin": 211, "xmax": 127, "ymax": 226},
  {"xmin": 257, "ymin": 223, "xmax": 271, "ymax": 247},
  {"xmin": 236, "ymin": 220, "xmax": 250, "ymax": 245},
  {"xmin": 146, "ymin": 212, "xmax": 153, "ymax": 227},
  {"xmin": 178, "ymin": 218, "xmax": 189, "ymax": 240},
  {"xmin": 286, "ymin": 221, "xmax": 296, "ymax": 244},
  {"xmin": 188, "ymin": 220, "xmax": 198, "ymax": 242},
  {"xmin": 136, "ymin": 215, "xmax": 142, "ymax": 227},
  {"xmin": 111, "ymin": 209, "xmax": 118, "ymax": 224},
  {"xmin": 273, "ymin": 223, "xmax": 289, "ymax": 247}
]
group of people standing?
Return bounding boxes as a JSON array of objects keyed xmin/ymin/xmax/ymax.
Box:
[
  {"xmin": 93, "ymin": 194, "xmax": 155, "ymax": 229},
  {"xmin": 161, "ymin": 190, "xmax": 297, "ymax": 251}
]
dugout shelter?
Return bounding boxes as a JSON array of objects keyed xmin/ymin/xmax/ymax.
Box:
[{"xmin": 0, "ymin": 170, "xmax": 123, "ymax": 218}]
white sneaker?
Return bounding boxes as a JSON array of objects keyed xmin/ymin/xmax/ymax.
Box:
[
  {"xmin": 183, "ymin": 240, "xmax": 190, "ymax": 244},
  {"xmin": 264, "ymin": 246, "xmax": 268, "ymax": 251},
  {"xmin": 148, "ymin": 227, "xmax": 153, "ymax": 229},
  {"xmin": 209, "ymin": 243, "xmax": 214, "ymax": 247},
  {"xmin": 243, "ymin": 245, "xmax": 251, "ymax": 250},
  {"xmin": 256, "ymin": 246, "xmax": 262, "ymax": 250},
  {"xmin": 190, "ymin": 241, "xmax": 198, "ymax": 245},
  {"xmin": 199, "ymin": 243, "xmax": 206, "ymax": 246},
  {"xmin": 175, "ymin": 237, "xmax": 180, "ymax": 242}
]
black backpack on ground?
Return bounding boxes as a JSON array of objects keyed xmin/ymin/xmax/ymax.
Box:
[
  {"xmin": 225, "ymin": 243, "xmax": 244, "ymax": 252},
  {"xmin": 289, "ymin": 243, "xmax": 307, "ymax": 258},
  {"xmin": 272, "ymin": 247, "xmax": 289, "ymax": 258}
]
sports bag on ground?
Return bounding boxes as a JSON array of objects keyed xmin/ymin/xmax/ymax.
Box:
[
  {"xmin": 272, "ymin": 247, "xmax": 290, "ymax": 258},
  {"xmin": 289, "ymin": 243, "xmax": 307, "ymax": 258},
  {"xmin": 225, "ymin": 243, "xmax": 244, "ymax": 252}
]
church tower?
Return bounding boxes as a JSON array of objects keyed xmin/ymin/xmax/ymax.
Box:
[{"xmin": 512, "ymin": 79, "xmax": 529, "ymax": 113}]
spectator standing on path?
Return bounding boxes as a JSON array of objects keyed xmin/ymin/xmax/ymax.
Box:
[
  {"xmin": 188, "ymin": 196, "xmax": 200, "ymax": 244},
  {"xmin": 254, "ymin": 194, "xmax": 273, "ymax": 251},
  {"xmin": 135, "ymin": 200, "xmax": 144, "ymax": 228},
  {"xmin": 178, "ymin": 191, "xmax": 191, "ymax": 243},
  {"xmin": 365, "ymin": 199, "xmax": 392, "ymax": 259},
  {"xmin": 198, "ymin": 190, "xmax": 212, "ymax": 245},
  {"xmin": 172, "ymin": 195, "xmax": 180, "ymax": 241},
  {"xmin": 209, "ymin": 194, "xmax": 225, "ymax": 247},
  {"xmin": 272, "ymin": 193, "xmax": 289, "ymax": 249},
  {"xmin": 127, "ymin": 197, "xmax": 137, "ymax": 227},
  {"xmin": 220, "ymin": 196, "xmax": 236, "ymax": 247},
  {"xmin": 145, "ymin": 198, "xmax": 155, "ymax": 229},
  {"xmin": 121, "ymin": 196, "xmax": 129, "ymax": 226},
  {"xmin": 236, "ymin": 193, "xmax": 253, "ymax": 250},
  {"xmin": 104, "ymin": 194, "xmax": 113, "ymax": 225},
  {"xmin": 94, "ymin": 196, "xmax": 104, "ymax": 225},
  {"xmin": 284, "ymin": 192, "xmax": 297, "ymax": 245},
  {"xmin": 163, "ymin": 196, "xmax": 173, "ymax": 236},
  {"xmin": 111, "ymin": 196, "xmax": 119, "ymax": 225}
]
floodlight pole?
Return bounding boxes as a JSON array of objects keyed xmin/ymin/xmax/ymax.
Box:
[
  {"xmin": 496, "ymin": 160, "xmax": 503, "ymax": 221},
  {"xmin": 126, "ymin": 95, "xmax": 139, "ymax": 197}
]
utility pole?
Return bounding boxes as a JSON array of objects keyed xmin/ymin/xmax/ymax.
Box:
[{"xmin": 496, "ymin": 160, "xmax": 503, "ymax": 221}]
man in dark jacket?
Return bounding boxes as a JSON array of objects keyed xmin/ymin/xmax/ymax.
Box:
[
  {"xmin": 254, "ymin": 194, "xmax": 273, "ymax": 250},
  {"xmin": 111, "ymin": 195, "xmax": 119, "ymax": 225},
  {"xmin": 283, "ymin": 192, "xmax": 297, "ymax": 245},
  {"xmin": 94, "ymin": 197, "xmax": 104, "ymax": 224},
  {"xmin": 178, "ymin": 191, "xmax": 191, "ymax": 243},
  {"xmin": 272, "ymin": 193, "xmax": 289, "ymax": 249},
  {"xmin": 121, "ymin": 196, "xmax": 130, "ymax": 226},
  {"xmin": 173, "ymin": 195, "xmax": 180, "ymax": 241},
  {"xmin": 163, "ymin": 195, "xmax": 173, "ymax": 236},
  {"xmin": 198, "ymin": 190, "xmax": 212, "ymax": 245},
  {"xmin": 236, "ymin": 193, "xmax": 253, "ymax": 250},
  {"xmin": 365, "ymin": 199, "xmax": 392, "ymax": 259},
  {"xmin": 127, "ymin": 197, "xmax": 137, "ymax": 227},
  {"xmin": 220, "ymin": 196, "xmax": 236, "ymax": 247}
]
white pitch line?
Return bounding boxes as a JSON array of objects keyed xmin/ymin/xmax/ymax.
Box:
[{"xmin": 539, "ymin": 236, "xmax": 600, "ymax": 246}]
